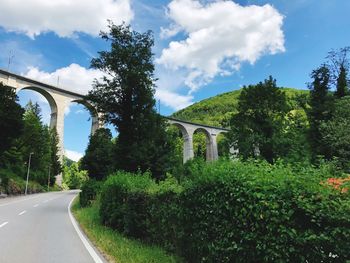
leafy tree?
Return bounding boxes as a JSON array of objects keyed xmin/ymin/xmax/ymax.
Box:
[
  {"xmin": 275, "ymin": 109, "xmax": 311, "ymax": 163},
  {"xmin": 63, "ymin": 162, "xmax": 88, "ymax": 189},
  {"xmin": 326, "ymin": 47, "xmax": 350, "ymax": 97},
  {"xmin": 80, "ymin": 128, "xmax": 114, "ymax": 180},
  {"xmin": 320, "ymin": 96, "xmax": 350, "ymax": 170},
  {"xmin": 18, "ymin": 101, "xmax": 52, "ymax": 184},
  {"xmin": 87, "ymin": 22, "xmax": 175, "ymax": 179},
  {"xmin": 49, "ymin": 128, "xmax": 62, "ymax": 185},
  {"xmin": 308, "ymin": 65, "xmax": 333, "ymax": 159},
  {"xmin": 229, "ymin": 76, "xmax": 289, "ymax": 163},
  {"xmin": 0, "ymin": 82, "xmax": 24, "ymax": 162},
  {"xmin": 193, "ymin": 132, "xmax": 207, "ymax": 160},
  {"xmin": 335, "ymin": 64, "xmax": 348, "ymax": 98}
]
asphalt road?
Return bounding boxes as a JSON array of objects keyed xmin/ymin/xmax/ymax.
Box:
[{"xmin": 0, "ymin": 190, "xmax": 105, "ymax": 263}]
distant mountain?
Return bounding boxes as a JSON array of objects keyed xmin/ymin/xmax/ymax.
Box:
[
  {"xmin": 64, "ymin": 156, "xmax": 75, "ymax": 167},
  {"xmin": 171, "ymin": 88, "xmax": 309, "ymax": 127}
]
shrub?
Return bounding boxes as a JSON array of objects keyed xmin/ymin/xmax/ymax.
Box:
[
  {"xmin": 79, "ymin": 179, "xmax": 102, "ymax": 207},
  {"xmin": 99, "ymin": 160, "xmax": 350, "ymax": 262},
  {"xmin": 100, "ymin": 171, "xmax": 156, "ymax": 234},
  {"xmin": 0, "ymin": 168, "xmax": 44, "ymax": 195}
]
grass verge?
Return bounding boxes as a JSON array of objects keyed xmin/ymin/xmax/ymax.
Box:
[{"xmin": 71, "ymin": 197, "xmax": 182, "ymax": 263}]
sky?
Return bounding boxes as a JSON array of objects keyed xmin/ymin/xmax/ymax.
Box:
[{"xmin": 0, "ymin": 0, "xmax": 349, "ymax": 161}]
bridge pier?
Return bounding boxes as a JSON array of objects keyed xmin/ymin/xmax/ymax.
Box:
[
  {"xmin": 206, "ymin": 133, "xmax": 219, "ymax": 161},
  {"xmin": 183, "ymin": 130, "xmax": 194, "ymax": 163},
  {"xmin": 91, "ymin": 112, "xmax": 105, "ymax": 135}
]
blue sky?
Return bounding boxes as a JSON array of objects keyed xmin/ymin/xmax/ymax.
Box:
[{"xmin": 0, "ymin": 0, "xmax": 348, "ymax": 161}]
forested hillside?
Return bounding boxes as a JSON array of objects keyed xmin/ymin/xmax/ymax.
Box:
[{"xmin": 171, "ymin": 88, "xmax": 309, "ymax": 127}]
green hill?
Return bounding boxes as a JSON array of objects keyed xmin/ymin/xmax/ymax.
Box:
[{"xmin": 171, "ymin": 88, "xmax": 309, "ymax": 127}]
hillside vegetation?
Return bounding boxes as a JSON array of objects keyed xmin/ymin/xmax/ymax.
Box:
[{"xmin": 171, "ymin": 88, "xmax": 309, "ymax": 127}]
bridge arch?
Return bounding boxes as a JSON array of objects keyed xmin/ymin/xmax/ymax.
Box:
[
  {"xmin": 169, "ymin": 122, "xmax": 194, "ymax": 163},
  {"xmin": 193, "ymin": 127, "xmax": 211, "ymax": 160},
  {"xmin": 70, "ymin": 99, "xmax": 101, "ymax": 135},
  {"xmin": 17, "ymin": 86, "xmax": 58, "ymax": 128}
]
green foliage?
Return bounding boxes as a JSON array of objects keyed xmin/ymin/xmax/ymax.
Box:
[
  {"xmin": 172, "ymin": 88, "xmax": 308, "ymax": 128},
  {"xmin": 274, "ymin": 109, "xmax": 312, "ymax": 163},
  {"xmin": 79, "ymin": 179, "xmax": 102, "ymax": 207},
  {"xmin": 308, "ymin": 65, "xmax": 333, "ymax": 160},
  {"xmin": 87, "ymin": 22, "xmax": 176, "ymax": 180},
  {"xmin": 17, "ymin": 101, "xmax": 53, "ymax": 184},
  {"xmin": 72, "ymin": 198, "xmax": 181, "ymax": 263},
  {"xmin": 229, "ymin": 76, "xmax": 290, "ymax": 162},
  {"xmin": 335, "ymin": 65, "xmax": 348, "ymax": 98},
  {"xmin": 0, "ymin": 82, "xmax": 24, "ymax": 162},
  {"xmin": 0, "ymin": 168, "xmax": 44, "ymax": 195},
  {"xmin": 172, "ymin": 90, "xmax": 242, "ymax": 127},
  {"xmin": 193, "ymin": 132, "xmax": 207, "ymax": 159},
  {"xmin": 99, "ymin": 160, "xmax": 349, "ymax": 262},
  {"xmin": 49, "ymin": 128, "xmax": 62, "ymax": 183},
  {"xmin": 0, "ymin": 96, "xmax": 60, "ymax": 189},
  {"xmin": 326, "ymin": 46, "xmax": 350, "ymax": 97},
  {"xmin": 180, "ymin": 160, "xmax": 350, "ymax": 262},
  {"xmin": 321, "ymin": 96, "xmax": 350, "ymax": 170},
  {"xmin": 100, "ymin": 171, "xmax": 184, "ymax": 253},
  {"xmin": 63, "ymin": 162, "xmax": 88, "ymax": 189},
  {"xmin": 81, "ymin": 128, "xmax": 114, "ymax": 180}
]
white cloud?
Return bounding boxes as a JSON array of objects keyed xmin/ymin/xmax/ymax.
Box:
[
  {"xmin": 155, "ymin": 89, "xmax": 193, "ymax": 111},
  {"xmin": 65, "ymin": 149, "xmax": 83, "ymax": 162},
  {"xmin": 24, "ymin": 63, "xmax": 103, "ymax": 95},
  {"xmin": 157, "ymin": 0, "xmax": 285, "ymax": 92},
  {"xmin": 0, "ymin": 0, "xmax": 133, "ymax": 38}
]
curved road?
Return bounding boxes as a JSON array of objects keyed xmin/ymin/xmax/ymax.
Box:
[{"xmin": 0, "ymin": 190, "xmax": 105, "ymax": 263}]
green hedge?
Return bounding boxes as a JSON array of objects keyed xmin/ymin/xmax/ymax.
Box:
[
  {"xmin": 79, "ymin": 179, "xmax": 102, "ymax": 207},
  {"xmin": 99, "ymin": 160, "xmax": 350, "ymax": 262}
]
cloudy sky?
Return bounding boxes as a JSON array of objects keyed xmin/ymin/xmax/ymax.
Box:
[{"xmin": 0, "ymin": 0, "xmax": 348, "ymax": 161}]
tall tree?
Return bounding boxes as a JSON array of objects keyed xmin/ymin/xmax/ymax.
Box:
[
  {"xmin": 49, "ymin": 128, "xmax": 62, "ymax": 185},
  {"xmin": 19, "ymin": 101, "xmax": 52, "ymax": 184},
  {"xmin": 229, "ymin": 76, "xmax": 289, "ymax": 163},
  {"xmin": 327, "ymin": 47, "xmax": 349, "ymax": 97},
  {"xmin": 320, "ymin": 96, "xmax": 350, "ymax": 170},
  {"xmin": 87, "ymin": 22, "xmax": 174, "ymax": 179},
  {"xmin": 80, "ymin": 128, "xmax": 114, "ymax": 180},
  {"xmin": 0, "ymin": 82, "xmax": 24, "ymax": 162},
  {"xmin": 335, "ymin": 65, "xmax": 348, "ymax": 98},
  {"xmin": 308, "ymin": 65, "xmax": 332, "ymax": 159},
  {"xmin": 63, "ymin": 162, "xmax": 88, "ymax": 189}
]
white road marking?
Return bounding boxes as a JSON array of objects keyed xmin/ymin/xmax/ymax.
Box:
[
  {"xmin": 0, "ymin": 222, "xmax": 8, "ymax": 228},
  {"xmin": 43, "ymin": 199, "xmax": 49, "ymax": 203},
  {"xmin": 68, "ymin": 195, "xmax": 103, "ymax": 263},
  {"xmin": 33, "ymin": 204, "xmax": 39, "ymax": 207},
  {"xmin": 18, "ymin": 210, "xmax": 26, "ymax": 216}
]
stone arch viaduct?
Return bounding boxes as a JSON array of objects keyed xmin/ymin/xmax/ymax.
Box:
[
  {"xmin": 166, "ymin": 117, "xmax": 229, "ymax": 162},
  {"xmin": 0, "ymin": 69, "xmax": 230, "ymax": 181}
]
